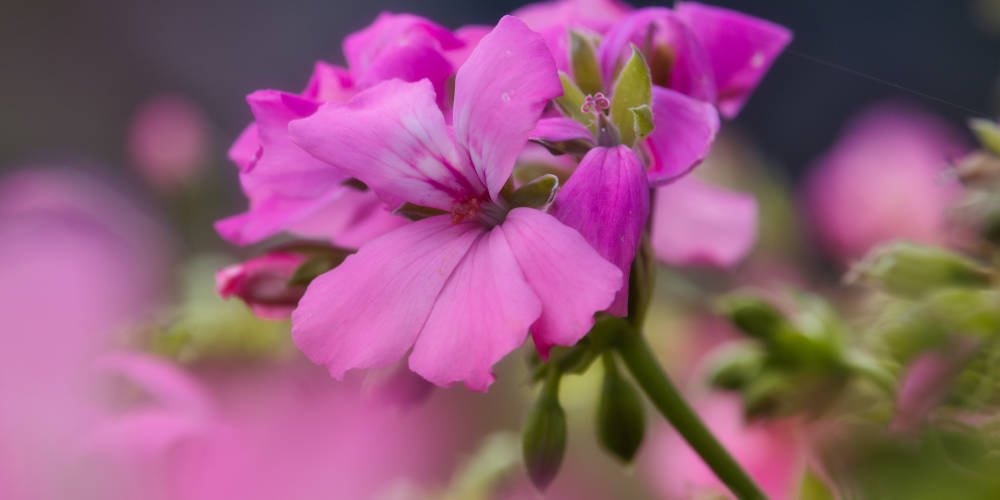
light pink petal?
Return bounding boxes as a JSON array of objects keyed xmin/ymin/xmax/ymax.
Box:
[
  {"xmin": 409, "ymin": 229, "xmax": 542, "ymax": 391},
  {"xmin": 676, "ymin": 2, "xmax": 792, "ymax": 118},
  {"xmin": 447, "ymin": 25, "xmax": 491, "ymax": 68},
  {"xmin": 644, "ymin": 86, "xmax": 720, "ymax": 184},
  {"xmin": 651, "ymin": 176, "xmax": 757, "ymax": 268},
  {"xmin": 228, "ymin": 124, "xmax": 260, "ymax": 173},
  {"xmin": 552, "ymin": 146, "xmax": 649, "ymax": 315},
  {"xmin": 514, "ymin": 0, "xmax": 632, "ymax": 72},
  {"xmin": 453, "ymin": 16, "xmax": 562, "ymax": 200},
  {"xmin": 288, "ymin": 188, "xmax": 408, "ymax": 249},
  {"xmin": 301, "ymin": 62, "xmax": 355, "ymax": 102},
  {"xmin": 290, "ymin": 79, "xmax": 482, "ymax": 211},
  {"xmin": 530, "ymin": 117, "xmax": 596, "ymax": 144},
  {"xmin": 244, "ymin": 90, "xmax": 344, "ymax": 198},
  {"xmin": 95, "ymin": 353, "xmax": 214, "ymax": 418},
  {"xmin": 291, "ymin": 216, "xmax": 482, "ymax": 379},
  {"xmin": 598, "ymin": 7, "xmax": 716, "ymax": 102},
  {"xmin": 501, "ymin": 208, "xmax": 622, "ymax": 356}
]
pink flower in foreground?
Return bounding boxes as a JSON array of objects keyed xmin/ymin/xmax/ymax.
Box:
[
  {"xmin": 287, "ymin": 16, "xmax": 622, "ymax": 391},
  {"xmin": 803, "ymin": 103, "xmax": 968, "ymax": 263},
  {"xmin": 600, "ymin": 2, "xmax": 792, "ymax": 119},
  {"xmin": 644, "ymin": 395, "xmax": 804, "ymax": 500},
  {"xmin": 216, "ymin": 252, "xmax": 307, "ymax": 319},
  {"xmin": 513, "ymin": 0, "xmax": 631, "ymax": 72},
  {"xmin": 217, "ymin": 12, "xmax": 473, "ymax": 248},
  {"xmin": 651, "ymin": 176, "xmax": 758, "ymax": 268},
  {"xmin": 128, "ymin": 94, "xmax": 210, "ymax": 192}
]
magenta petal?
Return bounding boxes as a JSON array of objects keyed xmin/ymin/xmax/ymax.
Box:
[
  {"xmin": 552, "ymin": 146, "xmax": 649, "ymax": 315},
  {"xmin": 514, "ymin": 0, "xmax": 632, "ymax": 72},
  {"xmin": 530, "ymin": 117, "xmax": 596, "ymax": 144},
  {"xmin": 288, "ymin": 188, "xmax": 408, "ymax": 249},
  {"xmin": 676, "ymin": 2, "xmax": 792, "ymax": 118},
  {"xmin": 227, "ymin": 124, "xmax": 260, "ymax": 173},
  {"xmin": 644, "ymin": 86, "xmax": 720, "ymax": 184},
  {"xmin": 301, "ymin": 62, "xmax": 355, "ymax": 102},
  {"xmin": 453, "ymin": 16, "xmax": 562, "ymax": 200},
  {"xmin": 502, "ymin": 208, "xmax": 623, "ymax": 356},
  {"xmin": 410, "ymin": 228, "xmax": 542, "ymax": 391},
  {"xmin": 598, "ymin": 7, "xmax": 716, "ymax": 102},
  {"xmin": 344, "ymin": 13, "xmax": 462, "ymax": 94},
  {"xmin": 245, "ymin": 90, "xmax": 344, "ymax": 198},
  {"xmin": 290, "ymin": 79, "xmax": 482, "ymax": 211},
  {"xmin": 215, "ymin": 187, "xmax": 352, "ymax": 246},
  {"xmin": 291, "ymin": 216, "xmax": 482, "ymax": 379},
  {"xmin": 651, "ymin": 176, "xmax": 757, "ymax": 268}
]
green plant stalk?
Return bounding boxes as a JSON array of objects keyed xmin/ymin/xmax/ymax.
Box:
[{"xmin": 616, "ymin": 329, "xmax": 770, "ymax": 500}]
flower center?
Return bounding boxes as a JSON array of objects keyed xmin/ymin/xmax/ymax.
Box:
[
  {"xmin": 581, "ymin": 92, "xmax": 611, "ymax": 116},
  {"xmin": 450, "ymin": 194, "xmax": 508, "ymax": 227}
]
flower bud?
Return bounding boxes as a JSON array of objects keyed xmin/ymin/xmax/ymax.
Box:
[
  {"xmin": 715, "ymin": 293, "xmax": 794, "ymax": 342},
  {"xmin": 706, "ymin": 342, "xmax": 766, "ymax": 391},
  {"xmin": 216, "ymin": 252, "xmax": 307, "ymax": 319},
  {"xmin": 848, "ymin": 242, "xmax": 993, "ymax": 299},
  {"xmin": 596, "ymin": 355, "xmax": 645, "ymax": 463},
  {"xmin": 522, "ymin": 374, "xmax": 567, "ymax": 491}
]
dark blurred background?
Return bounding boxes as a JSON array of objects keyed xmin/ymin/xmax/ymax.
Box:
[{"xmin": 3, "ymin": 0, "xmax": 999, "ymax": 182}]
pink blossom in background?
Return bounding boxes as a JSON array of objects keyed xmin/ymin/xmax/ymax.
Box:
[
  {"xmin": 82, "ymin": 359, "xmax": 464, "ymax": 500},
  {"xmin": 643, "ymin": 395, "xmax": 804, "ymax": 500},
  {"xmin": 892, "ymin": 337, "xmax": 980, "ymax": 432},
  {"xmin": 652, "ymin": 176, "xmax": 758, "ymax": 268},
  {"xmin": 0, "ymin": 168, "xmax": 171, "ymax": 499},
  {"xmin": 803, "ymin": 103, "xmax": 969, "ymax": 263},
  {"xmin": 513, "ymin": 0, "xmax": 631, "ymax": 72},
  {"xmin": 127, "ymin": 94, "xmax": 211, "ymax": 191},
  {"xmin": 288, "ymin": 17, "xmax": 621, "ymax": 391},
  {"xmin": 216, "ymin": 12, "xmax": 479, "ymax": 248},
  {"xmin": 216, "ymin": 251, "xmax": 307, "ymax": 320}
]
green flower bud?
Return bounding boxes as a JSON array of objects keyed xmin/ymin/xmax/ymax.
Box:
[
  {"xmin": 849, "ymin": 242, "xmax": 993, "ymax": 299},
  {"xmin": 706, "ymin": 342, "xmax": 766, "ymax": 391},
  {"xmin": 522, "ymin": 373, "xmax": 567, "ymax": 491},
  {"xmin": 596, "ymin": 355, "xmax": 646, "ymax": 463},
  {"xmin": 715, "ymin": 293, "xmax": 795, "ymax": 342}
]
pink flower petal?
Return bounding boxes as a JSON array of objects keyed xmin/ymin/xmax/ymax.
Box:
[
  {"xmin": 287, "ymin": 188, "xmax": 407, "ymax": 249},
  {"xmin": 215, "ymin": 186, "xmax": 352, "ymax": 246},
  {"xmin": 598, "ymin": 7, "xmax": 716, "ymax": 102},
  {"xmin": 501, "ymin": 208, "xmax": 622, "ymax": 356},
  {"xmin": 676, "ymin": 2, "xmax": 792, "ymax": 118},
  {"xmin": 291, "ymin": 216, "xmax": 483, "ymax": 379},
  {"xmin": 514, "ymin": 0, "xmax": 632, "ymax": 72},
  {"xmin": 301, "ymin": 62, "xmax": 355, "ymax": 102},
  {"xmin": 453, "ymin": 16, "xmax": 562, "ymax": 200},
  {"xmin": 409, "ymin": 228, "xmax": 542, "ymax": 391},
  {"xmin": 290, "ymin": 79, "xmax": 482, "ymax": 211},
  {"xmin": 651, "ymin": 176, "xmax": 757, "ymax": 268},
  {"xmin": 530, "ymin": 117, "xmax": 596, "ymax": 144},
  {"xmin": 552, "ymin": 146, "xmax": 649, "ymax": 315},
  {"xmin": 227, "ymin": 124, "xmax": 260, "ymax": 173},
  {"xmin": 644, "ymin": 86, "xmax": 720, "ymax": 184}
]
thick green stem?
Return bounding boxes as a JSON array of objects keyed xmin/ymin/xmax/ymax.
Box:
[{"xmin": 617, "ymin": 329, "xmax": 770, "ymax": 500}]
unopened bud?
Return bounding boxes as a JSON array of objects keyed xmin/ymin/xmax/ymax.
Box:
[
  {"xmin": 715, "ymin": 293, "xmax": 794, "ymax": 342},
  {"xmin": 522, "ymin": 374, "xmax": 567, "ymax": 491},
  {"xmin": 216, "ymin": 252, "xmax": 308, "ymax": 319},
  {"xmin": 596, "ymin": 355, "xmax": 645, "ymax": 463},
  {"xmin": 706, "ymin": 342, "xmax": 766, "ymax": 391},
  {"xmin": 848, "ymin": 242, "xmax": 993, "ymax": 298}
]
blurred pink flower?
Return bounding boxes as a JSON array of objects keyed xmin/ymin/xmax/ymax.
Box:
[
  {"xmin": 217, "ymin": 12, "xmax": 476, "ymax": 248},
  {"xmin": 803, "ymin": 103, "xmax": 969, "ymax": 263},
  {"xmin": 651, "ymin": 176, "xmax": 758, "ymax": 268},
  {"xmin": 892, "ymin": 337, "xmax": 980, "ymax": 432},
  {"xmin": 0, "ymin": 168, "xmax": 171, "ymax": 499},
  {"xmin": 82, "ymin": 357, "xmax": 463, "ymax": 500},
  {"xmin": 216, "ymin": 251, "xmax": 307, "ymax": 319},
  {"xmin": 643, "ymin": 395, "xmax": 804, "ymax": 500},
  {"xmin": 287, "ymin": 17, "xmax": 621, "ymax": 391},
  {"xmin": 513, "ymin": 0, "xmax": 631, "ymax": 72},
  {"xmin": 127, "ymin": 94, "xmax": 211, "ymax": 191}
]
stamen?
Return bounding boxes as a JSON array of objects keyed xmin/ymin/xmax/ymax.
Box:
[{"xmin": 581, "ymin": 93, "xmax": 611, "ymax": 115}]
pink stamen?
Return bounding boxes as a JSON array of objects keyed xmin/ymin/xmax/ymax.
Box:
[{"xmin": 580, "ymin": 93, "xmax": 610, "ymax": 115}]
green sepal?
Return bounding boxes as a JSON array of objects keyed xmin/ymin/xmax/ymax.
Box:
[
  {"xmin": 394, "ymin": 203, "xmax": 448, "ymax": 221},
  {"xmin": 610, "ymin": 45, "xmax": 652, "ymax": 147},
  {"xmin": 509, "ymin": 174, "xmax": 560, "ymax": 209},
  {"xmin": 630, "ymin": 104, "xmax": 654, "ymax": 144},
  {"xmin": 970, "ymin": 118, "xmax": 1000, "ymax": 156},
  {"xmin": 554, "ymin": 72, "xmax": 593, "ymax": 129},
  {"xmin": 569, "ymin": 31, "xmax": 604, "ymax": 96}
]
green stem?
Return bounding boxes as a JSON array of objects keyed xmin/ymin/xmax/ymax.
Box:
[{"xmin": 617, "ymin": 329, "xmax": 770, "ymax": 500}]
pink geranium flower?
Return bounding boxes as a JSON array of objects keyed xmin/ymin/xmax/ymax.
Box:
[
  {"xmin": 286, "ymin": 16, "xmax": 622, "ymax": 391},
  {"xmin": 217, "ymin": 13, "xmax": 472, "ymax": 248}
]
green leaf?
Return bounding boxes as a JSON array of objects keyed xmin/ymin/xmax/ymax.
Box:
[
  {"xmin": 509, "ymin": 174, "xmax": 559, "ymax": 209},
  {"xmin": 554, "ymin": 72, "xmax": 592, "ymax": 127},
  {"xmin": 630, "ymin": 104, "xmax": 654, "ymax": 143},
  {"xmin": 596, "ymin": 354, "xmax": 646, "ymax": 463},
  {"xmin": 970, "ymin": 118, "xmax": 1000, "ymax": 156},
  {"xmin": 569, "ymin": 31, "xmax": 603, "ymax": 96},
  {"xmin": 394, "ymin": 203, "xmax": 448, "ymax": 221},
  {"xmin": 610, "ymin": 45, "xmax": 652, "ymax": 147}
]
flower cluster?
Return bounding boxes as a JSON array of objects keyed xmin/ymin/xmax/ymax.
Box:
[{"xmin": 217, "ymin": 0, "xmax": 791, "ymax": 392}]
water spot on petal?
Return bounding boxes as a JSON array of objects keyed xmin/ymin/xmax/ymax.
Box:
[
  {"xmin": 501, "ymin": 92, "xmax": 511, "ymax": 103},
  {"xmin": 751, "ymin": 52, "xmax": 765, "ymax": 68}
]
